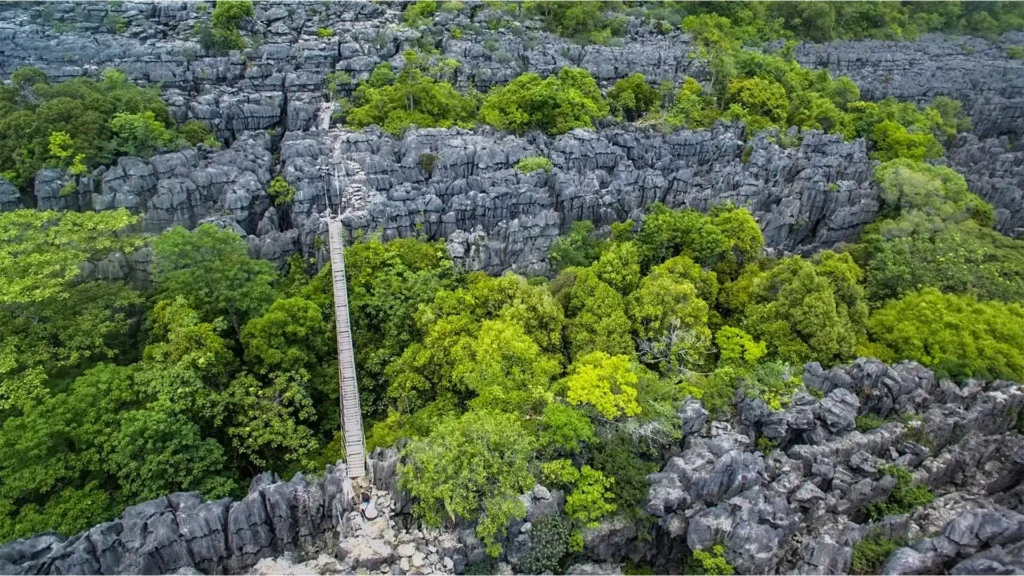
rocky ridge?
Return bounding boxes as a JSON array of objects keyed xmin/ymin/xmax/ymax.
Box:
[
  {"xmin": 2, "ymin": 358, "xmax": 1021, "ymax": 575},
  {"xmin": 2, "ymin": 2, "xmax": 1024, "ymax": 268}
]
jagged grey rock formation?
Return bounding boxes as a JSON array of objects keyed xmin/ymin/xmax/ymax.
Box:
[
  {"xmin": 795, "ymin": 31, "xmax": 1024, "ymax": 139},
  {"xmin": 946, "ymin": 133, "xmax": 1024, "ymax": 238},
  {"xmin": 0, "ymin": 465, "xmax": 356, "ymax": 575},
  {"xmin": 646, "ymin": 358, "xmax": 1024, "ymax": 575}
]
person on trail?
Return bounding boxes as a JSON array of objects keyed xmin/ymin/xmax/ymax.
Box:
[{"xmin": 359, "ymin": 491, "xmax": 378, "ymax": 520}]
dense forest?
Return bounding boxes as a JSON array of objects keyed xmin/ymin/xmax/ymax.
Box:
[{"xmin": 2, "ymin": 1, "xmax": 1024, "ymax": 574}]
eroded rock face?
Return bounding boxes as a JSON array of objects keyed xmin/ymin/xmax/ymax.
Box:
[
  {"xmin": 646, "ymin": 358, "xmax": 1024, "ymax": 575},
  {"xmin": 947, "ymin": 133, "xmax": 1024, "ymax": 238},
  {"xmin": 0, "ymin": 465, "xmax": 355, "ymax": 576}
]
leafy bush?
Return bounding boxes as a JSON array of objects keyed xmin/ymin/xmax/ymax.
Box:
[
  {"xmin": 608, "ymin": 73, "xmax": 660, "ymax": 121},
  {"xmin": 740, "ymin": 251, "xmax": 867, "ymax": 366},
  {"xmin": 564, "ymin": 466, "xmax": 616, "ymax": 527},
  {"xmin": 267, "ymin": 176, "xmax": 295, "ymax": 206},
  {"xmin": 399, "ymin": 411, "xmax": 534, "ymax": 556},
  {"xmin": 0, "ymin": 67, "xmax": 177, "ymax": 187},
  {"xmin": 521, "ymin": 515, "xmax": 572, "ymax": 574},
  {"xmin": 178, "ymin": 120, "xmax": 219, "ymax": 147},
  {"xmin": 862, "ymin": 465, "xmax": 935, "ymax": 522},
  {"xmin": 686, "ymin": 544, "xmax": 735, "ymax": 575},
  {"xmin": 589, "ymin": 432, "xmax": 659, "ymax": 513},
  {"xmin": 480, "ymin": 68, "xmax": 609, "ymax": 135},
  {"xmin": 197, "ymin": 0, "xmax": 253, "ymax": 54},
  {"xmin": 526, "ymin": 1, "xmax": 626, "ymax": 45},
  {"xmin": 562, "ymin": 352, "xmax": 641, "ymax": 420},
  {"xmin": 109, "ymin": 111, "xmax": 178, "ymax": 157},
  {"xmin": 515, "ymin": 156, "xmax": 553, "ymax": 174},
  {"xmin": 850, "ymin": 534, "xmax": 904, "ymax": 575},
  {"xmin": 866, "ymin": 289, "xmax": 1024, "ymax": 382},
  {"xmin": 345, "ymin": 53, "xmax": 477, "ymax": 136},
  {"xmin": 404, "ymin": 0, "xmax": 438, "ymax": 26},
  {"xmin": 1009, "ymin": 46, "xmax": 1024, "ymax": 59},
  {"xmin": 316, "ymin": 27, "xmax": 334, "ymax": 38},
  {"xmin": 855, "ymin": 413, "xmax": 886, "ymax": 432},
  {"xmin": 538, "ymin": 402, "xmax": 595, "ymax": 454}
]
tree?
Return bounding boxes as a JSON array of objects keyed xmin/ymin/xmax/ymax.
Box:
[
  {"xmin": 608, "ymin": 73, "xmax": 659, "ymax": 121},
  {"xmin": 151, "ymin": 224, "xmax": 278, "ymax": 335},
  {"xmin": 591, "ymin": 241, "xmax": 641, "ymax": 295},
  {"xmin": 626, "ymin": 272, "xmax": 712, "ymax": 373},
  {"xmin": 561, "ymin": 351, "xmax": 642, "ymax": 420},
  {"xmin": 538, "ymin": 402, "xmax": 595, "ymax": 455},
  {"xmin": 242, "ymin": 297, "xmax": 332, "ymax": 377},
  {"xmin": 109, "ymin": 111, "xmax": 178, "ymax": 157},
  {"xmin": 460, "ymin": 320, "xmax": 561, "ymax": 414},
  {"xmin": 741, "ymin": 252, "xmax": 867, "ymax": 365},
  {"xmin": 345, "ymin": 52, "xmax": 477, "ymax": 136},
  {"xmin": 866, "ymin": 289, "xmax": 1024, "ymax": 381},
  {"xmin": 724, "ymin": 77, "xmax": 789, "ymax": 133},
  {"xmin": 0, "ymin": 209, "xmax": 142, "ymax": 411},
  {"xmin": 399, "ymin": 411, "xmax": 534, "ymax": 555},
  {"xmin": 480, "ymin": 68, "xmax": 609, "ymax": 135},
  {"xmin": 564, "ymin": 466, "xmax": 616, "ymax": 527},
  {"xmin": 556, "ymin": 268, "xmax": 634, "ymax": 361}
]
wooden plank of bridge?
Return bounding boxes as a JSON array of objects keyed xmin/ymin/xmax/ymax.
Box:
[{"xmin": 328, "ymin": 218, "xmax": 366, "ymax": 479}]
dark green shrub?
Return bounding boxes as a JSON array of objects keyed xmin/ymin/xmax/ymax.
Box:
[
  {"xmin": 404, "ymin": 0, "xmax": 438, "ymax": 26},
  {"xmin": 549, "ymin": 221, "xmax": 606, "ymax": 272},
  {"xmin": 418, "ymin": 153, "xmax": 439, "ymax": 176},
  {"xmin": 608, "ymin": 73, "xmax": 659, "ymax": 121},
  {"xmin": 862, "ymin": 465, "xmax": 934, "ymax": 521},
  {"xmin": 515, "ymin": 156, "xmax": 553, "ymax": 174},
  {"xmin": 521, "ymin": 515, "xmax": 571, "ymax": 574},
  {"xmin": 855, "ymin": 413, "xmax": 886, "ymax": 432},
  {"xmin": 267, "ymin": 176, "xmax": 295, "ymax": 206},
  {"xmin": 850, "ymin": 534, "xmax": 903, "ymax": 575},
  {"xmin": 480, "ymin": 68, "xmax": 608, "ymax": 135}
]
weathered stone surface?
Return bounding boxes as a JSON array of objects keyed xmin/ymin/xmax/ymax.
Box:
[{"xmin": 0, "ymin": 464, "xmax": 354, "ymax": 575}]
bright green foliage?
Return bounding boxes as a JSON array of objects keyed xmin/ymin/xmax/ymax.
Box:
[
  {"xmin": 404, "ymin": 0, "xmax": 438, "ymax": 26},
  {"xmin": 399, "ymin": 411, "xmax": 534, "ymax": 556},
  {"xmin": 866, "ymin": 289, "xmax": 1024, "ymax": 382},
  {"xmin": 592, "ymin": 241, "xmax": 641, "ymax": 295},
  {"xmin": 635, "ymin": 203, "xmax": 762, "ymax": 277},
  {"xmin": 687, "ymin": 544, "xmax": 735, "ymax": 576},
  {"xmin": 724, "ymin": 78, "xmax": 789, "ymax": 133},
  {"xmin": 608, "ymin": 73, "xmax": 659, "ymax": 121},
  {"xmin": 855, "ymin": 413, "xmax": 886, "ymax": 432},
  {"xmin": 366, "ymin": 399, "xmax": 458, "ymax": 452},
  {"xmin": 480, "ymin": 68, "xmax": 609, "ymax": 135},
  {"xmin": 862, "ymin": 464, "xmax": 935, "ymax": 522},
  {"xmin": 109, "ymin": 111, "xmax": 178, "ymax": 157},
  {"xmin": 873, "ymin": 159, "xmax": 991, "ymax": 224},
  {"xmin": 741, "ymin": 251, "xmax": 867, "ymax": 365},
  {"xmin": 151, "ymin": 224, "xmax": 278, "ymax": 335},
  {"xmin": 198, "ymin": 0, "xmax": 253, "ymax": 53},
  {"xmin": 564, "ymin": 466, "xmax": 616, "ymax": 527},
  {"xmin": 0, "ymin": 209, "xmax": 143, "ymax": 410},
  {"xmin": 555, "ymin": 268, "xmax": 633, "ymax": 360},
  {"xmin": 850, "ymin": 534, "xmax": 904, "ymax": 575},
  {"xmin": 665, "ymin": 77, "xmax": 717, "ymax": 129},
  {"xmin": 561, "ymin": 352, "xmax": 641, "ymax": 420},
  {"xmin": 650, "ymin": 255, "xmax": 720, "ymax": 307},
  {"xmin": 267, "ymin": 175, "xmax": 296, "ymax": 206},
  {"xmin": 345, "ymin": 53, "xmax": 477, "ymax": 136},
  {"xmin": 0, "ymin": 363, "xmax": 233, "ymax": 542},
  {"xmin": 461, "ymin": 320, "xmax": 561, "ymax": 414},
  {"xmin": 241, "ymin": 297, "xmax": 331, "ymax": 377},
  {"xmin": 849, "ymin": 97, "xmax": 967, "ymax": 161},
  {"xmin": 386, "ymin": 272, "xmax": 563, "ymax": 412},
  {"xmin": 0, "ymin": 209, "xmax": 142, "ymax": 305},
  {"xmin": 515, "ymin": 156, "xmax": 553, "ymax": 174},
  {"xmin": 0, "ymin": 67, "xmax": 177, "ymax": 187},
  {"xmin": 541, "ymin": 458, "xmax": 580, "ymax": 488},
  {"xmin": 316, "ymin": 27, "xmax": 334, "ymax": 38},
  {"xmin": 538, "ymin": 402, "xmax": 595, "ymax": 455},
  {"xmin": 626, "ymin": 271, "xmax": 712, "ymax": 373},
  {"xmin": 521, "ymin": 515, "xmax": 572, "ymax": 575},
  {"xmin": 589, "ymin": 432, "xmax": 660, "ymax": 512},
  {"xmin": 549, "ymin": 221, "xmax": 607, "ymax": 271},
  {"xmin": 715, "ymin": 326, "xmax": 766, "ymax": 367},
  {"xmin": 525, "ymin": 1, "xmax": 627, "ymax": 45},
  {"xmin": 855, "ymin": 160, "xmax": 1021, "ymax": 303}
]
